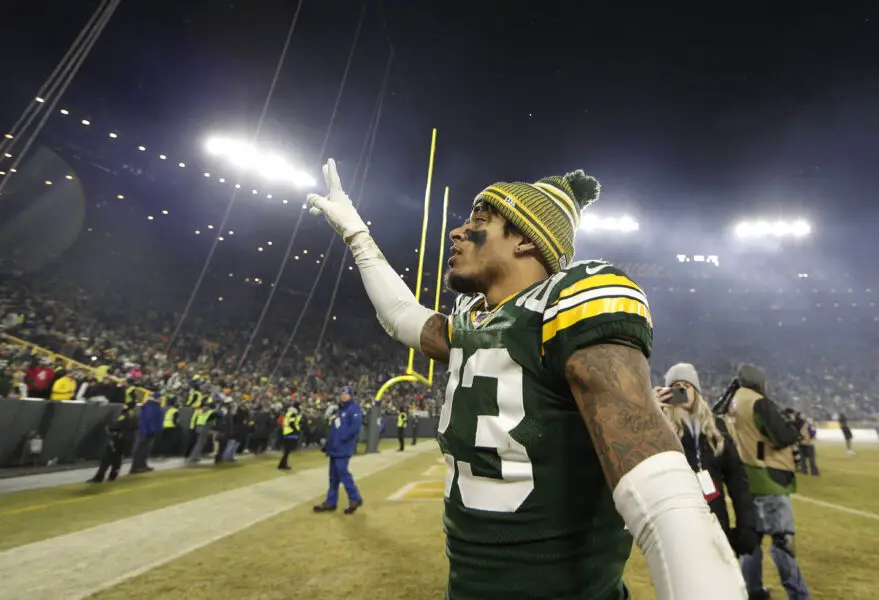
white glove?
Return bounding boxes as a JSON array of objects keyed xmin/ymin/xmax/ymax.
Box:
[{"xmin": 306, "ymin": 158, "xmax": 369, "ymax": 243}]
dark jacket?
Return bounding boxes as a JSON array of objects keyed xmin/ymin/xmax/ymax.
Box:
[
  {"xmin": 680, "ymin": 417, "xmax": 757, "ymax": 556},
  {"xmin": 325, "ymin": 400, "xmax": 362, "ymax": 458},
  {"xmin": 139, "ymin": 398, "xmax": 164, "ymax": 437}
]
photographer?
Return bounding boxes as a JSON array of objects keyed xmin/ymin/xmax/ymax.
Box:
[
  {"xmin": 795, "ymin": 412, "xmax": 819, "ymax": 476},
  {"xmin": 725, "ymin": 365, "xmax": 811, "ymax": 600},
  {"xmin": 654, "ymin": 363, "xmax": 758, "ymax": 559}
]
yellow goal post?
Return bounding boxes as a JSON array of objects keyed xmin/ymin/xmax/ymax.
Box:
[{"xmin": 374, "ymin": 128, "xmax": 449, "ymax": 405}]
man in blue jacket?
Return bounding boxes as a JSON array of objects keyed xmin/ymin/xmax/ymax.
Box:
[
  {"xmin": 130, "ymin": 392, "xmax": 163, "ymax": 474},
  {"xmin": 314, "ymin": 386, "xmax": 363, "ymax": 514}
]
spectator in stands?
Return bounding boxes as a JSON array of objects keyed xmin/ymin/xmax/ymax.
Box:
[
  {"xmin": 50, "ymin": 367, "xmax": 77, "ymax": 401},
  {"xmin": 727, "ymin": 364, "xmax": 811, "ymax": 600},
  {"xmin": 130, "ymin": 392, "xmax": 162, "ymax": 473},
  {"xmin": 655, "ymin": 363, "xmax": 758, "ymax": 558},
  {"xmin": 26, "ymin": 357, "xmax": 54, "ymax": 399}
]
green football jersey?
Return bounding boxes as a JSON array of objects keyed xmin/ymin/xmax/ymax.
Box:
[{"xmin": 437, "ymin": 260, "xmax": 653, "ymax": 600}]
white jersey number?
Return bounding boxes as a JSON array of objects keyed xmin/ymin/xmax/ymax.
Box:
[{"xmin": 438, "ymin": 347, "xmax": 534, "ymax": 513}]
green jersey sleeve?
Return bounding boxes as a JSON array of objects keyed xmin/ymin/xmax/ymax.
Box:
[{"xmin": 542, "ymin": 260, "xmax": 653, "ymax": 377}]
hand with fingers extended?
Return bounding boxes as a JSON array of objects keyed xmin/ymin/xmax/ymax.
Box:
[{"xmin": 306, "ymin": 158, "xmax": 370, "ymax": 243}]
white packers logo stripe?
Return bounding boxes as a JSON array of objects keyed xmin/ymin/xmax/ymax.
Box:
[{"xmin": 543, "ymin": 285, "xmax": 649, "ymax": 322}]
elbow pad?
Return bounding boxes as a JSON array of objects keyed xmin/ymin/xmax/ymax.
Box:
[
  {"xmin": 350, "ymin": 234, "xmax": 435, "ymax": 350},
  {"xmin": 613, "ymin": 452, "xmax": 747, "ymax": 600}
]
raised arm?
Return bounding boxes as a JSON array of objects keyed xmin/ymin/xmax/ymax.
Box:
[
  {"xmin": 307, "ymin": 160, "xmax": 449, "ymax": 364},
  {"xmin": 419, "ymin": 313, "xmax": 451, "ymax": 363},
  {"xmin": 565, "ymin": 343, "xmax": 746, "ymax": 600}
]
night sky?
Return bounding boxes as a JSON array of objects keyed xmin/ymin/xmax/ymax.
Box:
[{"xmin": 1, "ymin": 1, "xmax": 877, "ymax": 294}]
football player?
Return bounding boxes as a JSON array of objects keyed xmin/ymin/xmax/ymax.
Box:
[{"xmin": 308, "ymin": 159, "xmax": 745, "ymax": 600}]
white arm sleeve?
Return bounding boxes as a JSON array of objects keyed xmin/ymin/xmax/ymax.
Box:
[
  {"xmin": 613, "ymin": 451, "xmax": 747, "ymax": 600},
  {"xmin": 349, "ymin": 233, "xmax": 436, "ymax": 350}
]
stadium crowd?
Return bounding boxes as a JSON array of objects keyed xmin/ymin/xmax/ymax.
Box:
[{"xmin": 1, "ymin": 271, "xmax": 876, "ymax": 425}]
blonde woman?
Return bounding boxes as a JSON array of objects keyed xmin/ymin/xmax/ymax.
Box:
[{"xmin": 655, "ymin": 363, "xmax": 759, "ymax": 558}]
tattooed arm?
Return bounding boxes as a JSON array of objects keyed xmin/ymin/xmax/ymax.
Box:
[
  {"xmin": 564, "ymin": 343, "xmax": 681, "ymax": 486},
  {"xmin": 565, "ymin": 343, "xmax": 746, "ymax": 600},
  {"xmin": 419, "ymin": 314, "xmax": 451, "ymax": 364}
]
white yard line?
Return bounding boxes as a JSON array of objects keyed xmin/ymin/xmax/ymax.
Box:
[
  {"xmin": 792, "ymin": 494, "xmax": 879, "ymax": 521},
  {"xmin": 0, "ymin": 442, "xmax": 437, "ymax": 600},
  {"xmin": 386, "ymin": 481, "xmax": 420, "ymax": 501}
]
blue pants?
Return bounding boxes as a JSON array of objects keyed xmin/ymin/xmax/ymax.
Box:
[
  {"xmin": 326, "ymin": 457, "xmax": 361, "ymax": 506},
  {"xmin": 741, "ymin": 495, "xmax": 811, "ymax": 600}
]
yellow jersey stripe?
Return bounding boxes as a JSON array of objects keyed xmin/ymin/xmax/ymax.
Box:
[
  {"xmin": 544, "ymin": 285, "xmax": 649, "ymax": 321},
  {"xmin": 542, "ymin": 297, "xmax": 653, "ymax": 344},
  {"xmin": 558, "ymin": 273, "xmax": 645, "ymax": 300}
]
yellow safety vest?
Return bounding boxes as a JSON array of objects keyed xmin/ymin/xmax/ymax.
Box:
[
  {"xmin": 195, "ymin": 409, "xmax": 214, "ymax": 428},
  {"xmin": 163, "ymin": 407, "xmax": 179, "ymax": 429},
  {"xmin": 188, "ymin": 390, "xmax": 203, "ymax": 408},
  {"xmin": 397, "ymin": 412, "xmax": 408, "ymax": 428},
  {"xmin": 282, "ymin": 410, "xmax": 301, "ymax": 436},
  {"xmin": 189, "ymin": 408, "xmax": 200, "ymax": 429}
]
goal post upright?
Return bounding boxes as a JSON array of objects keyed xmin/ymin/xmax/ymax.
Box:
[{"xmin": 375, "ymin": 129, "xmax": 450, "ymax": 406}]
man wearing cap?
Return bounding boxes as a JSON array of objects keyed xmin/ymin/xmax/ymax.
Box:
[
  {"xmin": 308, "ymin": 160, "xmax": 745, "ymax": 599},
  {"xmin": 314, "ymin": 386, "xmax": 363, "ymax": 515}
]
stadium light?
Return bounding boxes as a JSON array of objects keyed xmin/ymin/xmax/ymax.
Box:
[
  {"xmin": 204, "ymin": 135, "xmax": 316, "ymax": 188},
  {"xmin": 734, "ymin": 219, "xmax": 811, "ymax": 239},
  {"xmin": 580, "ymin": 214, "xmax": 640, "ymax": 233}
]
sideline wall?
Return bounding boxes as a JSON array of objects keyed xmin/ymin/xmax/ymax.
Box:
[{"xmin": 815, "ymin": 428, "xmax": 879, "ymax": 443}]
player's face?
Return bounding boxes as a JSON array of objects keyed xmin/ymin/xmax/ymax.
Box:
[
  {"xmin": 444, "ymin": 205, "xmax": 521, "ymax": 296},
  {"xmin": 340, "ymin": 391, "xmax": 351, "ymax": 402}
]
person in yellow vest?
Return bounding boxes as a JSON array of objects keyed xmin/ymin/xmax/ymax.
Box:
[
  {"xmin": 186, "ymin": 400, "xmax": 216, "ymax": 463},
  {"xmin": 277, "ymin": 404, "xmax": 301, "ymax": 471},
  {"xmin": 50, "ymin": 369, "xmax": 77, "ymax": 401},
  {"xmin": 396, "ymin": 409, "xmax": 407, "ymax": 452},
  {"xmin": 159, "ymin": 398, "xmax": 181, "ymax": 456},
  {"xmin": 725, "ymin": 364, "xmax": 811, "ymax": 600},
  {"xmin": 187, "ymin": 388, "xmax": 204, "ymax": 408},
  {"xmin": 185, "ymin": 404, "xmax": 202, "ymax": 457},
  {"xmin": 124, "ymin": 384, "xmax": 137, "ymax": 407}
]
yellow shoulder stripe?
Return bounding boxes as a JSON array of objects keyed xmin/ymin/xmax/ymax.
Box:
[
  {"xmin": 447, "ymin": 315, "xmax": 453, "ymax": 344},
  {"xmin": 558, "ymin": 273, "xmax": 643, "ymax": 299},
  {"xmin": 542, "ymin": 297, "xmax": 653, "ymax": 344}
]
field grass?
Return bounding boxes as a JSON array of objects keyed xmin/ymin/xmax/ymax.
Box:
[
  {"xmin": 3, "ymin": 441, "xmax": 877, "ymax": 599},
  {"xmin": 0, "ymin": 444, "xmax": 372, "ymax": 551}
]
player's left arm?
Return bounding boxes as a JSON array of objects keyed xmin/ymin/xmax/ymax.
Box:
[
  {"xmin": 545, "ymin": 264, "xmax": 745, "ymax": 600},
  {"xmin": 565, "ymin": 344, "xmax": 746, "ymax": 600},
  {"xmin": 564, "ymin": 343, "xmax": 681, "ymax": 487}
]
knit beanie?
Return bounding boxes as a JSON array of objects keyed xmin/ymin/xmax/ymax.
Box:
[
  {"xmin": 664, "ymin": 363, "xmax": 701, "ymax": 393},
  {"xmin": 737, "ymin": 364, "xmax": 766, "ymax": 395},
  {"xmin": 473, "ymin": 170, "xmax": 600, "ymax": 273}
]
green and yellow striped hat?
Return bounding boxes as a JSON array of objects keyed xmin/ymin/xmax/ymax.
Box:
[{"xmin": 474, "ymin": 169, "xmax": 600, "ymax": 273}]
